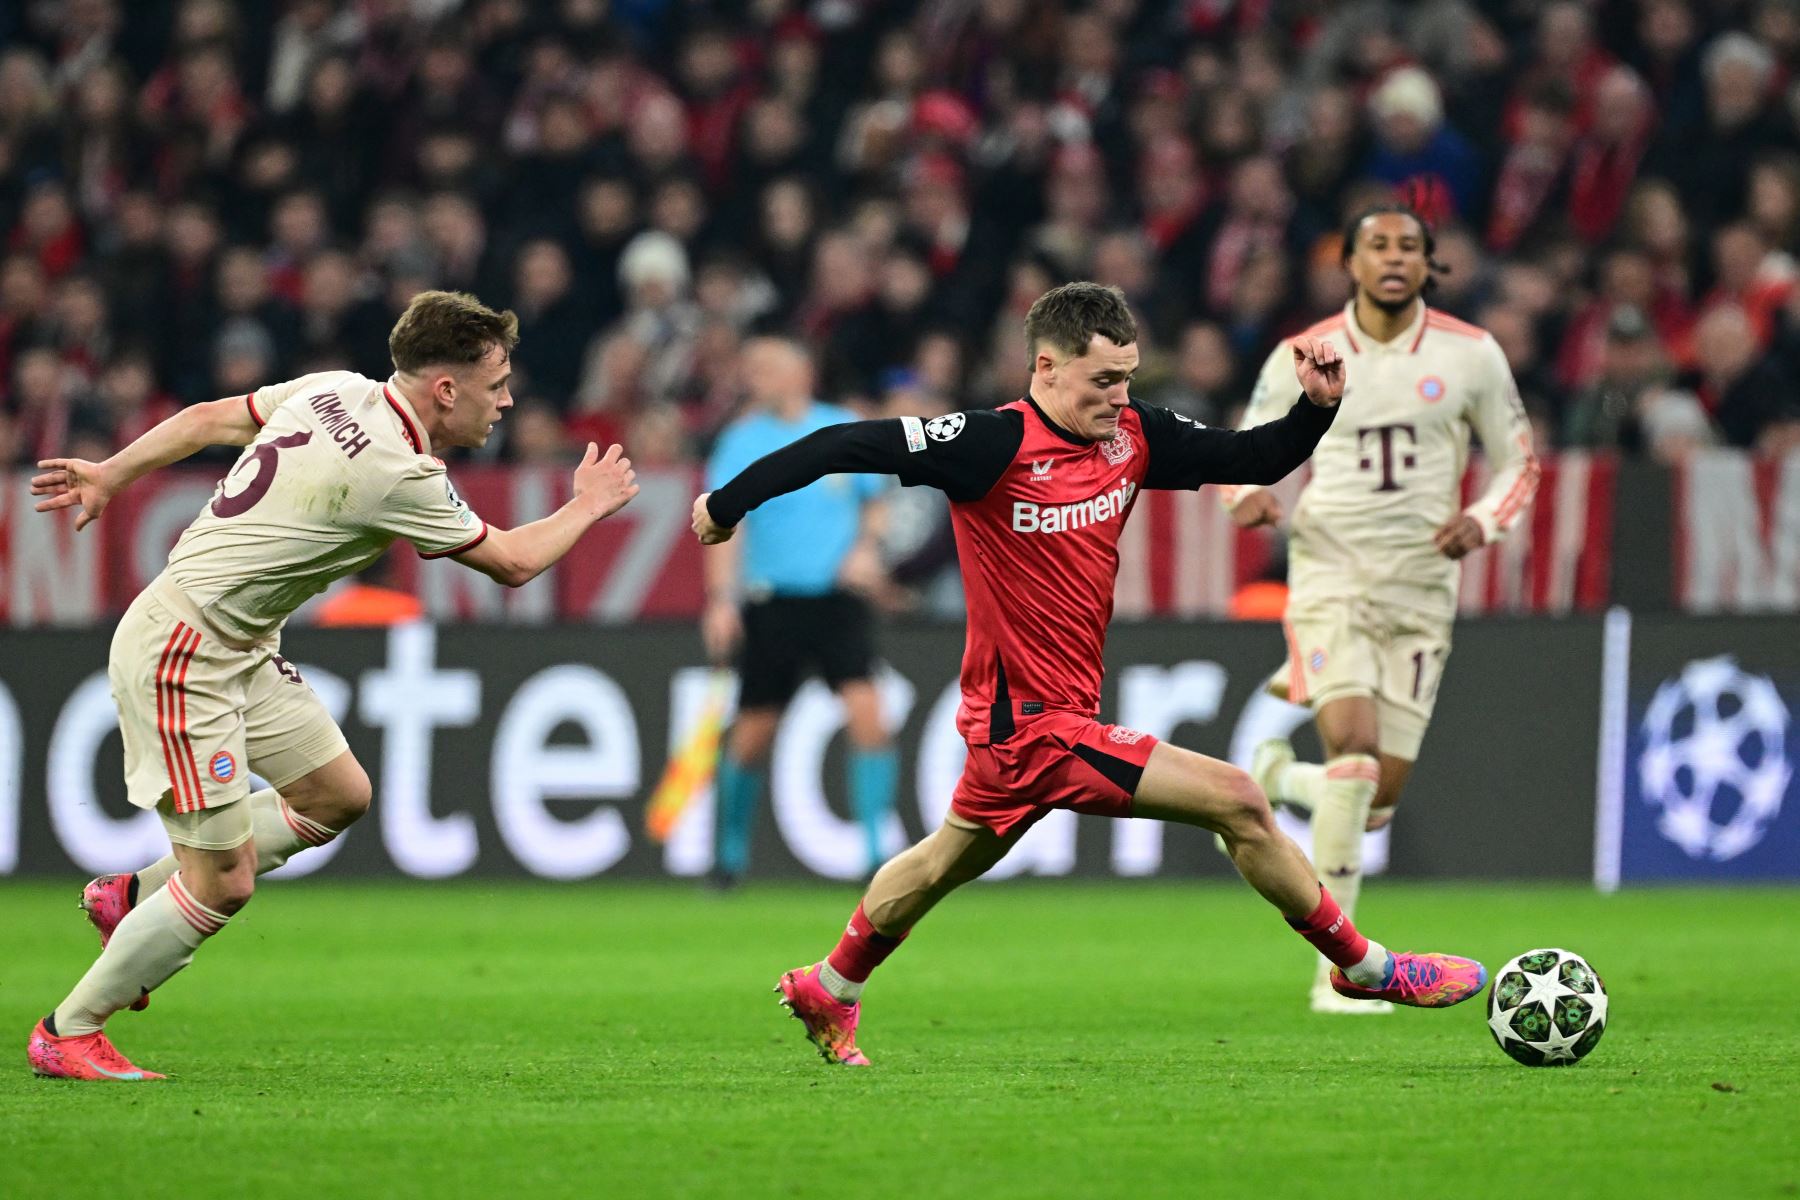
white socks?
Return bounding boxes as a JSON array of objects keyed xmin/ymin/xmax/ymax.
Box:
[
  {"xmin": 1309, "ymin": 754, "xmax": 1380, "ymax": 984},
  {"xmin": 1271, "ymin": 762, "xmax": 1325, "ymax": 814},
  {"xmin": 53, "ymin": 872, "xmax": 228, "ymax": 1035},
  {"xmin": 134, "ymin": 790, "xmax": 337, "ymax": 900},
  {"xmin": 56, "ymin": 791, "xmax": 341, "ymax": 1036},
  {"xmin": 250, "ymin": 791, "xmax": 338, "ymax": 872},
  {"xmin": 1343, "ymin": 942, "xmax": 1393, "ymax": 988},
  {"xmin": 818, "ymin": 960, "xmax": 863, "ymax": 1003}
]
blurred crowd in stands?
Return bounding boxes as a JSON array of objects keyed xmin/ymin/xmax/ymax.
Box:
[{"xmin": 3, "ymin": 0, "xmax": 1800, "ymax": 477}]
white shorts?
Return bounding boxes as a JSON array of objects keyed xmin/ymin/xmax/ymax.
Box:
[
  {"xmin": 1274, "ymin": 595, "xmax": 1452, "ymax": 761},
  {"xmin": 110, "ymin": 583, "xmax": 347, "ymax": 845}
]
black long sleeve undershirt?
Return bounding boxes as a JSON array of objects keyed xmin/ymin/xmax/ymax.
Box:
[
  {"xmin": 1134, "ymin": 394, "xmax": 1338, "ymax": 490},
  {"xmin": 706, "ymin": 409, "xmax": 1024, "ymax": 526},
  {"xmin": 705, "ymin": 395, "xmax": 1337, "ymax": 527}
]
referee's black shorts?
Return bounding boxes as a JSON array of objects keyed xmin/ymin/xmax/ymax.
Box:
[{"xmin": 737, "ymin": 590, "xmax": 877, "ymax": 710}]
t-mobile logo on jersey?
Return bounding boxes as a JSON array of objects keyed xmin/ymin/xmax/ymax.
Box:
[
  {"xmin": 1357, "ymin": 424, "xmax": 1418, "ymax": 492},
  {"xmin": 1012, "ymin": 481, "xmax": 1137, "ymax": 534}
]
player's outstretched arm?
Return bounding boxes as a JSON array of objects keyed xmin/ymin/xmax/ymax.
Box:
[
  {"xmin": 456, "ymin": 442, "xmax": 639, "ymax": 587},
  {"xmin": 31, "ymin": 395, "xmax": 262, "ymax": 531},
  {"xmin": 696, "ymin": 413, "xmax": 1017, "ymax": 541},
  {"xmin": 1138, "ymin": 337, "xmax": 1345, "ymax": 492}
]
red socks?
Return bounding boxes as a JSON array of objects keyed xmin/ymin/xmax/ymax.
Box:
[
  {"xmin": 1285, "ymin": 885, "xmax": 1370, "ymax": 969},
  {"xmin": 825, "ymin": 904, "xmax": 908, "ymax": 983}
]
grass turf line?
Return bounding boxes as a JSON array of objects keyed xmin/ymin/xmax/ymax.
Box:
[{"xmin": 2, "ymin": 881, "xmax": 1795, "ymax": 1200}]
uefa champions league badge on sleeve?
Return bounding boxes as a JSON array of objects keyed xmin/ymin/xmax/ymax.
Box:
[
  {"xmin": 924, "ymin": 413, "xmax": 965, "ymax": 442},
  {"xmin": 1612, "ymin": 654, "xmax": 1798, "ymax": 883}
]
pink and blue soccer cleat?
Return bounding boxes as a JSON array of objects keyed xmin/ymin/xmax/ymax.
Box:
[
  {"xmin": 29, "ymin": 1019, "xmax": 164, "ymax": 1081},
  {"xmin": 80, "ymin": 874, "xmax": 148, "ymax": 1011},
  {"xmin": 776, "ymin": 964, "xmax": 871, "ymax": 1066},
  {"xmin": 1330, "ymin": 952, "xmax": 1488, "ymax": 1008}
]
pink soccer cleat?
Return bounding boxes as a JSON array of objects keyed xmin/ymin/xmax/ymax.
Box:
[
  {"xmin": 80, "ymin": 874, "xmax": 148, "ymax": 1011},
  {"xmin": 28, "ymin": 1020, "xmax": 164, "ymax": 1081},
  {"xmin": 776, "ymin": 963, "xmax": 871, "ymax": 1066},
  {"xmin": 1330, "ymin": 952, "xmax": 1488, "ymax": 1009}
]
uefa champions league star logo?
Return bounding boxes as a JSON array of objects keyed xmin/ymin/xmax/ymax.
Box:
[{"xmin": 1638, "ymin": 656, "xmax": 1792, "ymax": 861}]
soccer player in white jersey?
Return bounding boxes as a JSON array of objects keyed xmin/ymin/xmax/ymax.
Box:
[
  {"xmin": 1221, "ymin": 204, "xmax": 1539, "ymax": 1014},
  {"xmin": 26, "ymin": 291, "xmax": 639, "ymax": 1080}
]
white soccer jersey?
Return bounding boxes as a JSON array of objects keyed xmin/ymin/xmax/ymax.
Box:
[
  {"xmin": 160, "ymin": 370, "xmax": 487, "ymax": 643},
  {"xmin": 1224, "ymin": 302, "xmax": 1539, "ymax": 617}
]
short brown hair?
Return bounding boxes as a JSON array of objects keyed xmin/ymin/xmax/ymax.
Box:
[
  {"xmin": 388, "ymin": 290, "xmax": 520, "ymax": 374},
  {"xmin": 1023, "ymin": 282, "xmax": 1137, "ymax": 367}
]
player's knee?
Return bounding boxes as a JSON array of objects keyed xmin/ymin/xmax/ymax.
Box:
[
  {"xmin": 1330, "ymin": 731, "xmax": 1380, "ymax": 760},
  {"xmin": 1216, "ymin": 768, "xmax": 1276, "ymax": 840},
  {"xmin": 334, "ymin": 765, "xmax": 373, "ymax": 825},
  {"xmin": 203, "ymin": 860, "xmax": 257, "ymax": 915}
]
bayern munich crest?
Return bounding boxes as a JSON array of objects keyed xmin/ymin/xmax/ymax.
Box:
[
  {"xmin": 1310, "ymin": 649, "xmax": 1328, "ymax": 671},
  {"xmin": 209, "ymin": 750, "xmax": 237, "ymax": 784},
  {"xmin": 1101, "ymin": 428, "xmax": 1135, "ymax": 465},
  {"xmin": 1417, "ymin": 376, "xmax": 1447, "ymax": 403}
]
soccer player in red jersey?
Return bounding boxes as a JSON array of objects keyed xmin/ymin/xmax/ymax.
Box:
[{"xmin": 692, "ymin": 283, "xmax": 1487, "ymax": 1066}]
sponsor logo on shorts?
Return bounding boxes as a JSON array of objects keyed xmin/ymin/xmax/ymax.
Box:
[
  {"xmin": 900, "ymin": 415, "xmax": 927, "ymax": 453},
  {"xmin": 1107, "ymin": 726, "xmax": 1147, "ymax": 745},
  {"xmin": 1310, "ymin": 649, "xmax": 1327, "ymax": 672},
  {"xmin": 1417, "ymin": 376, "xmax": 1446, "ymax": 403},
  {"xmin": 208, "ymin": 750, "xmax": 237, "ymax": 784},
  {"xmin": 1100, "ymin": 428, "xmax": 1135, "ymax": 466}
]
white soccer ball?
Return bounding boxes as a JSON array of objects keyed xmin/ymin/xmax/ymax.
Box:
[
  {"xmin": 1487, "ymin": 948, "xmax": 1608, "ymax": 1067},
  {"xmin": 1638, "ymin": 656, "xmax": 1790, "ymax": 862}
]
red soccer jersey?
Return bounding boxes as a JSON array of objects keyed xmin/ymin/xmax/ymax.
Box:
[
  {"xmin": 946, "ymin": 398, "xmax": 1152, "ymax": 745},
  {"xmin": 706, "ymin": 393, "xmax": 1335, "ymax": 748}
]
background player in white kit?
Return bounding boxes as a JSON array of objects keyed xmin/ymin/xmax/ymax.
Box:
[
  {"xmin": 1222, "ymin": 204, "xmax": 1538, "ymax": 1014},
  {"xmin": 26, "ymin": 291, "xmax": 640, "ymax": 1080}
]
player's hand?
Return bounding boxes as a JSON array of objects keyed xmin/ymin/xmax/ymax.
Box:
[
  {"xmin": 1433, "ymin": 514, "xmax": 1485, "ymax": 560},
  {"xmin": 31, "ymin": 457, "xmax": 116, "ymax": 532},
  {"xmin": 692, "ymin": 493, "xmax": 735, "ymax": 544},
  {"xmin": 1292, "ymin": 336, "xmax": 1345, "ymax": 408},
  {"xmin": 1229, "ymin": 489, "xmax": 1284, "ymax": 528},
  {"xmin": 574, "ymin": 442, "xmax": 638, "ymax": 520},
  {"xmin": 701, "ymin": 598, "xmax": 742, "ymax": 663}
]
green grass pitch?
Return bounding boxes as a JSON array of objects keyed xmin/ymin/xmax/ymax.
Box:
[{"xmin": 2, "ymin": 880, "xmax": 1796, "ymax": 1199}]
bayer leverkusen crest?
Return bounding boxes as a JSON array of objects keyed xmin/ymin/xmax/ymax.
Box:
[{"xmin": 1101, "ymin": 428, "xmax": 1134, "ymax": 466}]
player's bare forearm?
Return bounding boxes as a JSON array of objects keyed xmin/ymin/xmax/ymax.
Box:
[
  {"xmin": 461, "ymin": 442, "xmax": 637, "ymax": 586},
  {"xmin": 33, "ymin": 397, "xmax": 261, "ymax": 530},
  {"xmin": 465, "ymin": 502, "xmax": 603, "ymax": 588},
  {"xmin": 111, "ymin": 398, "xmax": 260, "ymax": 486}
]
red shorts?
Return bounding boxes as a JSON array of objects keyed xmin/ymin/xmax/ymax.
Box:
[{"xmin": 950, "ymin": 711, "xmax": 1161, "ymax": 838}]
